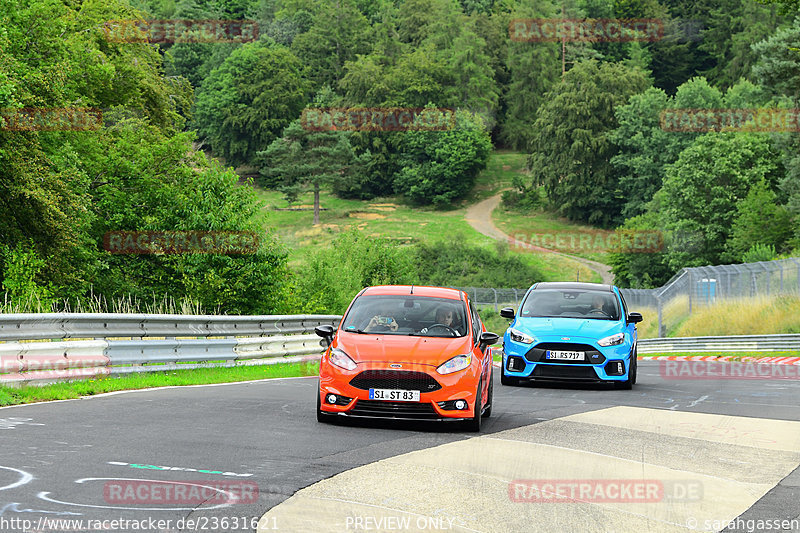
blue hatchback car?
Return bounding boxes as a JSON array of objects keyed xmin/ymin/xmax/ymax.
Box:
[{"xmin": 500, "ymin": 282, "xmax": 642, "ymax": 389}]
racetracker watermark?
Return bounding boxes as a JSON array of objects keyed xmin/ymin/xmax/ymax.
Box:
[
  {"xmin": 103, "ymin": 19, "xmax": 259, "ymax": 43},
  {"xmin": 0, "ymin": 108, "xmax": 103, "ymax": 131},
  {"xmin": 103, "ymin": 231, "xmax": 259, "ymax": 255},
  {"xmin": 661, "ymin": 361, "xmax": 800, "ymax": 380},
  {"xmin": 104, "ymin": 480, "xmax": 258, "ymax": 505},
  {"xmin": 509, "ymin": 479, "xmax": 703, "ymax": 503},
  {"xmin": 509, "ymin": 18, "xmax": 664, "ymax": 42},
  {"xmin": 660, "ymin": 108, "xmax": 800, "ymax": 133},
  {"xmin": 300, "ymin": 107, "xmax": 456, "ymax": 132},
  {"xmin": 507, "ymin": 229, "xmax": 664, "ymax": 254}
]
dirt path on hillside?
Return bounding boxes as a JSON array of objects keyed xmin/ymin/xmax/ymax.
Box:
[{"xmin": 465, "ymin": 194, "xmax": 615, "ymax": 285}]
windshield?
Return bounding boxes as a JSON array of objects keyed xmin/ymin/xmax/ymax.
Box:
[
  {"xmin": 341, "ymin": 295, "xmax": 467, "ymax": 337},
  {"xmin": 520, "ymin": 289, "xmax": 621, "ymax": 320}
]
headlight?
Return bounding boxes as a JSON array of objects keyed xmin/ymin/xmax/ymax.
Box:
[
  {"xmin": 508, "ymin": 328, "xmax": 535, "ymax": 344},
  {"xmin": 328, "ymin": 348, "xmax": 357, "ymax": 370},
  {"xmin": 598, "ymin": 333, "xmax": 625, "ymax": 347},
  {"xmin": 436, "ymin": 354, "xmax": 471, "ymax": 375}
]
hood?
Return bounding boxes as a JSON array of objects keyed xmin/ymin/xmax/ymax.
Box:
[
  {"xmin": 513, "ymin": 316, "xmax": 623, "ymax": 341},
  {"xmin": 335, "ymin": 331, "xmax": 472, "ymax": 367}
]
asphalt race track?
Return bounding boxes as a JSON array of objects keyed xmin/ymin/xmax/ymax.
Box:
[{"xmin": 1, "ymin": 361, "xmax": 799, "ymax": 533}]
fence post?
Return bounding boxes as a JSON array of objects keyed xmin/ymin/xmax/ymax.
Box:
[
  {"xmin": 657, "ymin": 294, "xmax": 665, "ymax": 337},
  {"xmin": 688, "ymin": 269, "xmax": 692, "ymax": 314},
  {"xmin": 492, "ymin": 289, "xmax": 498, "ymax": 312}
]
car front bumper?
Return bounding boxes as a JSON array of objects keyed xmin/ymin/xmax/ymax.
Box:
[{"xmin": 502, "ymin": 338, "xmax": 634, "ymax": 382}]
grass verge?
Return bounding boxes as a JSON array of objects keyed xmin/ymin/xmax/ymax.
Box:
[
  {"xmin": 639, "ymin": 351, "xmax": 800, "ymax": 360},
  {"xmin": 0, "ymin": 360, "xmax": 320, "ymax": 407}
]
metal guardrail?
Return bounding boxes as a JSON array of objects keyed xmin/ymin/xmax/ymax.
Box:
[
  {"xmin": 637, "ymin": 334, "xmax": 800, "ymax": 354},
  {"xmin": 0, "ymin": 314, "xmax": 342, "ymax": 385},
  {"xmin": 0, "ymin": 313, "xmax": 341, "ymax": 341}
]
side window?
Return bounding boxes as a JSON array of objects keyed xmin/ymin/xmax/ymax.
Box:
[
  {"xmin": 618, "ymin": 292, "xmax": 629, "ymax": 320},
  {"xmin": 469, "ymin": 302, "xmax": 481, "ymax": 342}
]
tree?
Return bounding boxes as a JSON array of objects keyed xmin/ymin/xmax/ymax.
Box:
[
  {"xmin": 610, "ymin": 77, "xmax": 736, "ymax": 219},
  {"xmin": 500, "ymin": 0, "xmax": 560, "ymax": 149},
  {"xmin": 527, "ymin": 60, "xmax": 650, "ymax": 227},
  {"xmin": 659, "ymin": 132, "xmax": 782, "ymax": 269},
  {"xmin": 609, "ymin": 87, "xmax": 674, "ymax": 219},
  {"xmin": 445, "ymin": 20, "xmax": 500, "ymax": 129},
  {"xmin": 725, "ymin": 180, "xmax": 793, "ymax": 262},
  {"xmin": 193, "ymin": 40, "xmax": 310, "ymax": 167},
  {"xmin": 752, "ymin": 19, "xmax": 800, "ymax": 236},
  {"xmin": 258, "ymin": 119, "xmax": 359, "ymax": 225},
  {"xmin": 290, "ymin": 0, "xmax": 372, "ymax": 88},
  {"xmin": 697, "ymin": 0, "xmax": 782, "ymax": 88},
  {"xmin": 392, "ymin": 110, "xmax": 492, "ymax": 207}
]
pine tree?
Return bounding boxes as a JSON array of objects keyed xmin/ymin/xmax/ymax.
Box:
[{"xmin": 258, "ymin": 120, "xmax": 358, "ymax": 225}]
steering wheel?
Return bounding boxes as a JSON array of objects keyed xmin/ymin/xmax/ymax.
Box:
[
  {"xmin": 588, "ymin": 309, "xmax": 612, "ymax": 318},
  {"xmin": 423, "ymin": 323, "xmax": 459, "ymax": 336}
]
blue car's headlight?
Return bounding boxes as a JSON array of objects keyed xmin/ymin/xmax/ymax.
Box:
[
  {"xmin": 508, "ymin": 328, "xmax": 536, "ymax": 344},
  {"xmin": 597, "ymin": 333, "xmax": 625, "ymax": 347}
]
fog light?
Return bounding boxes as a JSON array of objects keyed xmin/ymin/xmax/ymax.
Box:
[
  {"xmin": 604, "ymin": 361, "xmax": 625, "ymax": 376},
  {"xmin": 326, "ymin": 394, "xmax": 337, "ymax": 404},
  {"xmin": 454, "ymin": 400, "xmax": 467, "ymax": 410}
]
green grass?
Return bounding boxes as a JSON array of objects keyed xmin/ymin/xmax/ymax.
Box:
[
  {"xmin": 493, "ymin": 202, "xmax": 611, "ymax": 265},
  {"xmin": 640, "ymin": 351, "xmax": 800, "ymax": 360},
  {"xmin": 254, "ymin": 187, "xmax": 496, "ymax": 268},
  {"xmin": 254, "ymin": 151, "xmax": 606, "ymax": 283},
  {"xmin": 0, "ymin": 360, "xmax": 319, "ymax": 407},
  {"xmin": 468, "ymin": 151, "xmax": 528, "ymax": 202}
]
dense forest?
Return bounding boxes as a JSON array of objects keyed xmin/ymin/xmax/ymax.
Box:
[{"xmin": 1, "ymin": 0, "xmax": 799, "ymax": 314}]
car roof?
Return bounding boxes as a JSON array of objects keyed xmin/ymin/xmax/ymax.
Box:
[
  {"xmin": 533, "ymin": 282, "xmax": 614, "ymax": 292},
  {"xmin": 360, "ymin": 285, "xmax": 464, "ymax": 300}
]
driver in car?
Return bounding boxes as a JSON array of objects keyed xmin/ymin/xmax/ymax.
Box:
[
  {"xmin": 589, "ymin": 295, "xmax": 607, "ymax": 315},
  {"xmin": 420, "ymin": 307, "xmax": 462, "ymax": 335}
]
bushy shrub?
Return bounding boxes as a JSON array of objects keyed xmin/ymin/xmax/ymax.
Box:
[
  {"xmin": 412, "ymin": 237, "xmax": 542, "ymax": 288},
  {"xmin": 294, "ymin": 230, "xmax": 417, "ymax": 314}
]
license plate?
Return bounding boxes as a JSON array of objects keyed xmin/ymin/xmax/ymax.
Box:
[
  {"xmin": 546, "ymin": 350, "xmax": 584, "ymax": 360},
  {"xmin": 369, "ymin": 389, "xmax": 420, "ymax": 401}
]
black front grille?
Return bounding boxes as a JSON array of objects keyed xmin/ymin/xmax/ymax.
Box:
[
  {"xmin": 532, "ymin": 365, "xmax": 599, "ymax": 380},
  {"xmin": 349, "ymin": 400, "xmax": 440, "ymax": 419},
  {"xmin": 525, "ymin": 343, "xmax": 605, "ymax": 365},
  {"xmin": 349, "ymin": 370, "xmax": 441, "ymax": 392}
]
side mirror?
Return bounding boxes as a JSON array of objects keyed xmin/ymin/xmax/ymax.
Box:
[
  {"xmin": 627, "ymin": 312, "xmax": 643, "ymax": 324},
  {"xmin": 479, "ymin": 331, "xmax": 500, "ymax": 351},
  {"xmin": 500, "ymin": 307, "xmax": 516, "ymax": 319},
  {"xmin": 315, "ymin": 325, "xmax": 335, "ymax": 347}
]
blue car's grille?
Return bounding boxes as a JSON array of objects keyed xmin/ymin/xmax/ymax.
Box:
[
  {"xmin": 525, "ymin": 343, "xmax": 605, "ymax": 365},
  {"xmin": 532, "ymin": 365, "xmax": 599, "ymax": 380}
]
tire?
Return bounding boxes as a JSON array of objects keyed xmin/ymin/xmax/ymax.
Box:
[
  {"xmin": 501, "ymin": 371, "xmax": 519, "ymax": 386},
  {"xmin": 614, "ymin": 357, "xmax": 636, "ymax": 390},
  {"xmin": 464, "ymin": 379, "xmax": 482, "ymax": 432},
  {"xmin": 482, "ymin": 370, "xmax": 493, "ymax": 418}
]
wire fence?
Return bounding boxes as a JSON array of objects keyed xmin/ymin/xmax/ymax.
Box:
[{"xmin": 457, "ymin": 257, "xmax": 800, "ymax": 337}]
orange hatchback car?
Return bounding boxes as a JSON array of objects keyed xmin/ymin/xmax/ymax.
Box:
[{"xmin": 314, "ymin": 285, "xmax": 499, "ymax": 431}]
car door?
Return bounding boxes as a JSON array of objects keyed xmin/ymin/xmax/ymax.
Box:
[
  {"xmin": 618, "ymin": 291, "xmax": 637, "ymax": 346},
  {"xmin": 469, "ymin": 300, "xmax": 490, "ymax": 401}
]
